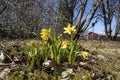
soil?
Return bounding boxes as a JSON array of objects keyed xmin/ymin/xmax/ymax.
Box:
[{"xmin": 0, "ymin": 40, "xmax": 120, "ymax": 80}]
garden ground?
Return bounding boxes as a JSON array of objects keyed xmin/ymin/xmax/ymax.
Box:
[{"xmin": 0, "ymin": 40, "xmax": 120, "ymax": 80}]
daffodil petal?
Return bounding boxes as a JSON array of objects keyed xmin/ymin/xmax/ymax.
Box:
[
  {"xmin": 61, "ymin": 41, "xmax": 68, "ymax": 49},
  {"xmin": 81, "ymin": 51, "xmax": 89, "ymax": 59}
]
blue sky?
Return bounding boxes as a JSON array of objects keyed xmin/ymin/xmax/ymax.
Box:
[
  {"xmin": 88, "ymin": 17, "xmax": 117, "ymax": 35},
  {"xmin": 89, "ymin": 21, "xmax": 105, "ymax": 35}
]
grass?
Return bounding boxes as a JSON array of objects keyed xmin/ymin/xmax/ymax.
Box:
[
  {"xmin": 78, "ymin": 40, "xmax": 120, "ymax": 79},
  {"xmin": 0, "ymin": 40, "xmax": 120, "ymax": 80}
]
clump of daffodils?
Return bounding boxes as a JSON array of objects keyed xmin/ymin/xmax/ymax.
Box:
[{"xmin": 25, "ymin": 23, "xmax": 89, "ymax": 65}]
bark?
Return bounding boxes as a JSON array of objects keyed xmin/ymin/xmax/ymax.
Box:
[
  {"xmin": 73, "ymin": 20, "xmax": 86, "ymax": 40},
  {"xmin": 113, "ymin": 14, "xmax": 120, "ymax": 40},
  {"xmin": 102, "ymin": 2, "xmax": 108, "ymax": 38},
  {"xmin": 0, "ymin": 0, "xmax": 7, "ymax": 14},
  {"xmin": 106, "ymin": 0, "xmax": 112, "ymax": 39}
]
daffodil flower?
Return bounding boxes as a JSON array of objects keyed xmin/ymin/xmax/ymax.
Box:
[
  {"xmin": 41, "ymin": 33, "xmax": 48, "ymax": 40},
  {"xmin": 61, "ymin": 41, "xmax": 68, "ymax": 49},
  {"xmin": 64, "ymin": 23, "xmax": 76, "ymax": 35},
  {"xmin": 40, "ymin": 28, "xmax": 51, "ymax": 40},
  {"xmin": 41, "ymin": 29, "xmax": 49, "ymax": 35},
  {"xmin": 81, "ymin": 51, "xmax": 89, "ymax": 59},
  {"xmin": 30, "ymin": 41, "xmax": 36, "ymax": 47}
]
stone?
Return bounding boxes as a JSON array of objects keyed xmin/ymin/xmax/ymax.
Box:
[
  {"xmin": 0, "ymin": 51, "xmax": 5, "ymax": 62},
  {"xmin": 0, "ymin": 68, "xmax": 10, "ymax": 79},
  {"xmin": 97, "ymin": 55, "xmax": 107, "ymax": 61},
  {"xmin": 79, "ymin": 62, "xmax": 87, "ymax": 66},
  {"xmin": 66, "ymin": 68, "xmax": 73, "ymax": 74},
  {"xmin": 61, "ymin": 71, "xmax": 70, "ymax": 79},
  {"xmin": 42, "ymin": 60, "xmax": 51, "ymax": 67}
]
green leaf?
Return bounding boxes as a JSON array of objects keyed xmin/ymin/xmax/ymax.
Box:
[
  {"xmin": 68, "ymin": 43, "xmax": 74, "ymax": 62},
  {"xmin": 34, "ymin": 47, "xmax": 37, "ymax": 56}
]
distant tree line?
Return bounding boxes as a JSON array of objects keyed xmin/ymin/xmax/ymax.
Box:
[{"xmin": 0, "ymin": 0, "xmax": 119, "ymax": 40}]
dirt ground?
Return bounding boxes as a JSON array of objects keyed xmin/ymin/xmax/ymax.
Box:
[{"xmin": 0, "ymin": 40, "xmax": 120, "ymax": 80}]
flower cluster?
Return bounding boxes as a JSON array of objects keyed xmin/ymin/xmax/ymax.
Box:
[{"xmin": 26, "ymin": 23, "xmax": 89, "ymax": 65}]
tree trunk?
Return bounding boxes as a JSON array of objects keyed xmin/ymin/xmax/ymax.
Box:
[
  {"xmin": 107, "ymin": 23, "xmax": 112, "ymax": 40},
  {"xmin": 102, "ymin": 0, "xmax": 112, "ymax": 40},
  {"xmin": 113, "ymin": 15, "xmax": 120, "ymax": 40}
]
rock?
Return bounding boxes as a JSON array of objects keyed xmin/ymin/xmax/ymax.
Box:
[
  {"xmin": 97, "ymin": 55, "xmax": 107, "ymax": 61},
  {"xmin": 0, "ymin": 51, "xmax": 5, "ymax": 62},
  {"xmin": 79, "ymin": 62, "xmax": 92, "ymax": 71},
  {"xmin": 66, "ymin": 68, "xmax": 73, "ymax": 74},
  {"xmin": 61, "ymin": 71, "xmax": 70, "ymax": 80},
  {"xmin": 82, "ymin": 75, "xmax": 86, "ymax": 79},
  {"xmin": 79, "ymin": 62, "xmax": 87, "ymax": 66},
  {"xmin": 42, "ymin": 60, "xmax": 51, "ymax": 67},
  {"xmin": 0, "ymin": 68, "xmax": 10, "ymax": 79},
  {"xmin": 43, "ymin": 60, "xmax": 63, "ymax": 74}
]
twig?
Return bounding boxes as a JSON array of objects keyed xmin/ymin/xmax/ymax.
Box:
[
  {"xmin": 3, "ymin": 53, "xmax": 14, "ymax": 62},
  {"xmin": 0, "ymin": 63, "xmax": 11, "ymax": 67}
]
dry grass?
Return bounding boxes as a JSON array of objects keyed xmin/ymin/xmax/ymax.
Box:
[
  {"xmin": 0, "ymin": 40, "xmax": 120, "ymax": 80},
  {"xmin": 76, "ymin": 40, "xmax": 120, "ymax": 79}
]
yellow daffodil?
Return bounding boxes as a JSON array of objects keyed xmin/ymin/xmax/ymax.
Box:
[
  {"xmin": 81, "ymin": 51, "xmax": 89, "ymax": 59},
  {"xmin": 41, "ymin": 34, "xmax": 48, "ymax": 40},
  {"xmin": 64, "ymin": 23, "xmax": 76, "ymax": 35},
  {"xmin": 30, "ymin": 41, "xmax": 36, "ymax": 47},
  {"xmin": 61, "ymin": 41, "xmax": 68, "ymax": 49},
  {"xmin": 41, "ymin": 29, "xmax": 49, "ymax": 35},
  {"xmin": 40, "ymin": 28, "xmax": 51, "ymax": 40}
]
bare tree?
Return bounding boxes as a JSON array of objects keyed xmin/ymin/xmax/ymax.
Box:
[
  {"xmin": 0, "ymin": 0, "xmax": 57, "ymax": 39},
  {"xmin": 98, "ymin": 0, "xmax": 120, "ymax": 40},
  {"xmin": 57, "ymin": 0, "xmax": 103, "ymax": 40},
  {"xmin": 0, "ymin": 0, "xmax": 107, "ymax": 40}
]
